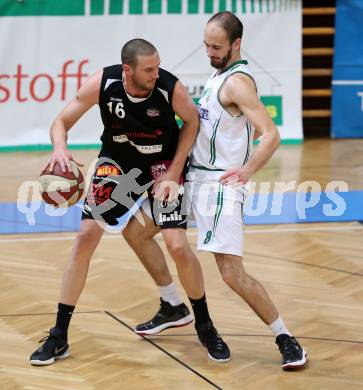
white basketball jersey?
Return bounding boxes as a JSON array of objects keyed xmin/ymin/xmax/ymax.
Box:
[{"xmin": 190, "ymin": 60, "xmax": 255, "ymax": 180}]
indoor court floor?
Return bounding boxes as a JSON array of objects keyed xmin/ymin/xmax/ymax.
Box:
[{"xmin": 0, "ymin": 139, "xmax": 362, "ymax": 389}]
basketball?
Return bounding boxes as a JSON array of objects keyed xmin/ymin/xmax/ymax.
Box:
[{"xmin": 38, "ymin": 160, "xmax": 85, "ymax": 207}]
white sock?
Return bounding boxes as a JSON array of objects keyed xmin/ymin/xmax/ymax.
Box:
[
  {"xmin": 269, "ymin": 316, "xmax": 291, "ymax": 337},
  {"xmin": 159, "ymin": 282, "xmax": 182, "ymax": 306}
]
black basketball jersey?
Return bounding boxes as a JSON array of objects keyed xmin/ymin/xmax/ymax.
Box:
[{"xmin": 98, "ymin": 64, "xmax": 180, "ymax": 179}]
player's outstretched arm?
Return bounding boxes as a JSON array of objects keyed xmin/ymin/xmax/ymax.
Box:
[
  {"xmin": 46, "ymin": 69, "xmax": 102, "ymax": 172},
  {"xmin": 220, "ymin": 74, "xmax": 280, "ymax": 185}
]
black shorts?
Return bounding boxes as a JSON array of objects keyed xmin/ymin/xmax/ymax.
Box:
[{"xmin": 81, "ymin": 159, "xmax": 187, "ymax": 229}]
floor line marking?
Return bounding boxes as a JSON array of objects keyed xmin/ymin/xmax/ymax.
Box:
[{"xmin": 105, "ymin": 311, "xmax": 222, "ymax": 390}]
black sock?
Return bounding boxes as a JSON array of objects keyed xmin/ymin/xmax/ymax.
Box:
[
  {"xmin": 55, "ymin": 303, "xmax": 75, "ymax": 339},
  {"xmin": 189, "ymin": 294, "xmax": 211, "ymax": 328}
]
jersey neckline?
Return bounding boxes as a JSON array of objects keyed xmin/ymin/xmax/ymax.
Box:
[
  {"xmin": 219, "ymin": 60, "xmax": 248, "ymax": 75},
  {"xmin": 122, "ymin": 70, "xmax": 153, "ymax": 103}
]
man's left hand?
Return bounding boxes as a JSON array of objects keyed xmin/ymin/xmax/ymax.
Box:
[
  {"xmin": 220, "ymin": 166, "xmax": 252, "ymax": 186},
  {"xmin": 152, "ymin": 169, "xmax": 181, "ymax": 201}
]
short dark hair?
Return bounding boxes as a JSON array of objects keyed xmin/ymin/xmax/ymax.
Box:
[
  {"xmin": 121, "ymin": 39, "xmax": 157, "ymax": 67},
  {"xmin": 207, "ymin": 11, "xmax": 243, "ymax": 44}
]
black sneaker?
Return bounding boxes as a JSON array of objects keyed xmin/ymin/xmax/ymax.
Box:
[
  {"xmin": 30, "ymin": 327, "xmax": 70, "ymax": 366},
  {"xmin": 196, "ymin": 321, "xmax": 231, "ymax": 363},
  {"xmin": 134, "ymin": 298, "xmax": 194, "ymax": 335},
  {"xmin": 276, "ymin": 334, "xmax": 307, "ymax": 371}
]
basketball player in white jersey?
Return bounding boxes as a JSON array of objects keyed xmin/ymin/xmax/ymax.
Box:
[
  {"xmin": 135, "ymin": 12, "xmax": 307, "ymax": 371},
  {"xmin": 186, "ymin": 11, "xmax": 307, "ymax": 370}
]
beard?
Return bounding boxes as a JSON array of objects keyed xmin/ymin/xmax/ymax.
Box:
[
  {"xmin": 210, "ymin": 47, "xmax": 232, "ymax": 70},
  {"xmin": 132, "ymin": 75, "xmax": 155, "ymax": 94}
]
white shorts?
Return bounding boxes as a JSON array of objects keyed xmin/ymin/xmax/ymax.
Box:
[{"xmin": 186, "ymin": 179, "xmax": 246, "ymax": 257}]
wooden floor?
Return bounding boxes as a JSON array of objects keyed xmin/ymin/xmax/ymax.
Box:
[{"xmin": 0, "ymin": 139, "xmax": 363, "ymax": 389}]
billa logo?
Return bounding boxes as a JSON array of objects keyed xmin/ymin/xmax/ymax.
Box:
[
  {"xmin": 96, "ymin": 166, "xmax": 120, "ymax": 176},
  {"xmin": 147, "ymin": 108, "xmax": 160, "ymax": 117}
]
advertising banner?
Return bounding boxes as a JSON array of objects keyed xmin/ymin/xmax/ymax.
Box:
[
  {"xmin": 0, "ymin": 0, "xmax": 302, "ymax": 149},
  {"xmin": 332, "ymin": 0, "xmax": 363, "ymax": 138}
]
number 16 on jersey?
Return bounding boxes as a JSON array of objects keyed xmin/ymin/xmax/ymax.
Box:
[{"xmin": 107, "ymin": 101, "xmax": 125, "ymax": 118}]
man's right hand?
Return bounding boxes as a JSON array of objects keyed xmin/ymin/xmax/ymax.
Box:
[{"xmin": 43, "ymin": 148, "xmax": 84, "ymax": 173}]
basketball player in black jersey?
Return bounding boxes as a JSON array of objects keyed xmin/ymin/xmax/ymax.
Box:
[{"xmin": 30, "ymin": 39, "xmax": 230, "ymax": 365}]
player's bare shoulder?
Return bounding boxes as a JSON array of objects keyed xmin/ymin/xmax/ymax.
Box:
[
  {"xmin": 218, "ymin": 73, "xmax": 254, "ymax": 115},
  {"xmin": 225, "ymin": 72, "xmax": 256, "ymax": 98},
  {"xmin": 220, "ymin": 73, "xmax": 258, "ymax": 112},
  {"xmin": 76, "ymin": 69, "xmax": 103, "ymax": 105}
]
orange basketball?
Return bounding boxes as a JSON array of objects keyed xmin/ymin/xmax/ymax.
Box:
[{"xmin": 38, "ymin": 161, "xmax": 85, "ymax": 207}]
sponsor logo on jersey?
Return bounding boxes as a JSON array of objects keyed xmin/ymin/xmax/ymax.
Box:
[
  {"xmin": 113, "ymin": 135, "xmax": 128, "ymax": 143},
  {"xmin": 125, "ymin": 131, "xmax": 156, "ymax": 139},
  {"xmin": 125, "ymin": 129, "xmax": 162, "ymax": 139},
  {"xmin": 96, "ymin": 165, "xmax": 120, "ymax": 176},
  {"xmin": 150, "ymin": 160, "xmax": 184, "ymax": 184},
  {"xmin": 113, "ymin": 130, "xmax": 162, "ymax": 141},
  {"xmin": 134, "ymin": 144, "xmax": 162, "ymax": 154},
  {"xmin": 151, "ymin": 162, "xmax": 168, "ymax": 177},
  {"xmin": 113, "ymin": 134, "xmax": 162, "ymax": 154},
  {"xmin": 147, "ymin": 108, "xmax": 160, "ymax": 117},
  {"xmin": 198, "ymin": 106, "xmax": 209, "ymax": 120},
  {"xmin": 110, "ymin": 97, "xmax": 123, "ymax": 102}
]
